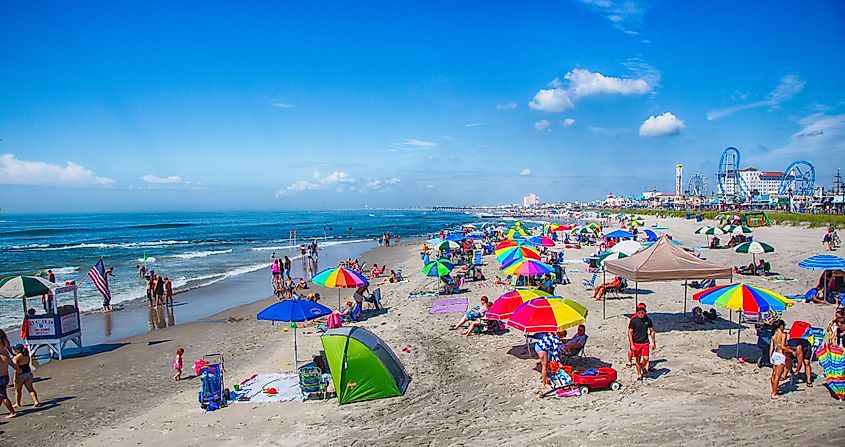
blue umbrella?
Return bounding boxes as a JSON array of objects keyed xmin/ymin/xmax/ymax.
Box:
[
  {"xmin": 444, "ymin": 234, "xmax": 466, "ymax": 242},
  {"xmin": 643, "ymin": 229, "xmax": 658, "ymax": 242},
  {"xmin": 258, "ymin": 299, "xmax": 332, "ymax": 370},
  {"xmin": 604, "ymin": 229, "xmax": 636, "ymax": 239},
  {"xmin": 798, "ymin": 255, "xmax": 845, "ymax": 270}
]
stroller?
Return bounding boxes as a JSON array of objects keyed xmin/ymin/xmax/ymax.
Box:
[{"xmin": 198, "ymin": 354, "xmax": 230, "ymax": 411}]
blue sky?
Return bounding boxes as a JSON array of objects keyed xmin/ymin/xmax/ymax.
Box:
[{"xmin": 1, "ymin": 1, "xmax": 844, "ymax": 212}]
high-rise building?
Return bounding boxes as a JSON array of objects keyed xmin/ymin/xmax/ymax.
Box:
[{"xmin": 523, "ymin": 193, "xmax": 539, "ymax": 207}]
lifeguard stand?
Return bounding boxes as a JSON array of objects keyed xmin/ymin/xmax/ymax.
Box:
[{"xmin": 22, "ymin": 283, "xmax": 83, "ymax": 360}]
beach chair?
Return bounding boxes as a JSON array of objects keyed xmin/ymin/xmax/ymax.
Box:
[
  {"xmin": 607, "ymin": 278, "xmax": 627, "ymax": 299},
  {"xmin": 470, "ymin": 319, "xmax": 506, "ymax": 335},
  {"xmin": 198, "ymin": 354, "xmax": 228, "ymax": 411},
  {"xmin": 582, "ymin": 274, "xmax": 598, "ymax": 290},
  {"xmin": 396, "ymin": 268, "xmax": 404, "ymax": 281},
  {"xmin": 363, "ymin": 287, "xmax": 382, "ymax": 311},
  {"xmin": 560, "ymin": 335, "xmax": 588, "ymax": 364},
  {"xmin": 298, "ymin": 363, "xmax": 328, "ymax": 400}
]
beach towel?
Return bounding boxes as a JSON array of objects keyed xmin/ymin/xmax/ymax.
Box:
[
  {"xmin": 326, "ymin": 311, "xmax": 342, "ymax": 329},
  {"xmin": 232, "ymin": 373, "xmax": 302, "ymax": 403},
  {"xmin": 767, "ymin": 277, "xmax": 797, "ymax": 282},
  {"xmin": 815, "ymin": 344, "xmax": 845, "ymax": 401},
  {"xmin": 430, "ymin": 297, "xmax": 468, "ymax": 314}
]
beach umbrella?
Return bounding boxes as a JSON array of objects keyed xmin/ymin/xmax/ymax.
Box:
[
  {"xmin": 486, "ymin": 289, "xmax": 552, "ymax": 320},
  {"xmin": 422, "ymin": 260, "xmax": 454, "ymax": 277},
  {"xmin": 722, "ymin": 225, "xmax": 752, "ymax": 234},
  {"xmin": 522, "ymin": 235, "xmax": 555, "ymax": 247},
  {"xmin": 496, "ymin": 246, "xmax": 541, "ymax": 265},
  {"xmin": 642, "ymin": 239, "xmax": 683, "ymax": 248},
  {"xmin": 258, "ymin": 299, "xmax": 332, "ymax": 371},
  {"xmin": 604, "ymin": 229, "xmax": 636, "ymax": 239},
  {"xmin": 312, "ymin": 267, "xmax": 369, "ymax": 308},
  {"xmin": 573, "ymin": 227, "xmax": 595, "ymax": 235},
  {"xmin": 444, "ymin": 234, "xmax": 466, "ymax": 242},
  {"xmin": 425, "ymin": 238, "xmax": 442, "ymax": 245},
  {"xmin": 507, "ymin": 297, "xmax": 588, "ymax": 333},
  {"xmin": 495, "ymin": 241, "xmax": 533, "ymax": 256},
  {"xmin": 610, "ymin": 240, "xmax": 642, "ymax": 256},
  {"xmin": 500, "ymin": 259, "xmax": 553, "ymax": 276},
  {"xmin": 598, "ymin": 251, "xmax": 628, "ymax": 266},
  {"xmin": 465, "ymin": 232, "xmax": 484, "ymax": 240},
  {"xmin": 735, "ymin": 241, "xmax": 775, "ymax": 266},
  {"xmin": 816, "ymin": 344, "xmax": 845, "ymax": 401},
  {"xmin": 625, "ymin": 220, "xmax": 644, "ymax": 228},
  {"xmin": 0, "ymin": 275, "xmax": 56, "ymax": 299},
  {"xmin": 693, "ymin": 283, "xmax": 793, "ymax": 358},
  {"xmin": 798, "ymin": 254, "xmax": 845, "ymax": 270},
  {"xmin": 462, "ymin": 224, "xmax": 476, "ymax": 229},
  {"xmin": 585, "ymin": 223, "xmax": 601, "ymax": 232},
  {"xmin": 437, "ymin": 240, "xmax": 461, "ymax": 250},
  {"xmin": 495, "ymin": 240, "xmax": 518, "ymax": 251},
  {"xmin": 505, "ymin": 227, "xmax": 529, "ymax": 239},
  {"xmin": 695, "ymin": 226, "xmax": 726, "ymax": 235}
]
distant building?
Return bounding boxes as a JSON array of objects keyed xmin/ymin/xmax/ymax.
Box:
[
  {"xmin": 738, "ymin": 167, "xmax": 792, "ymax": 195},
  {"xmin": 523, "ymin": 193, "xmax": 539, "ymax": 207}
]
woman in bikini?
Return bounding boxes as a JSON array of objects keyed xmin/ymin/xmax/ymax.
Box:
[
  {"xmin": 769, "ymin": 320, "xmax": 787, "ymax": 398},
  {"xmin": 11, "ymin": 344, "xmax": 39, "ymax": 408}
]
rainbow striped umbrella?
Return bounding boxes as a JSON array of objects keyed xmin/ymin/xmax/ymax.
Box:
[
  {"xmin": 693, "ymin": 283, "xmax": 792, "ymax": 313},
  {"xmin": 507, "ymin": 297, "xmax": 588, "ymax": 333},
  {"xmin": 486, "ymin": 289, "xmax": 551, "ymax": 320},
  {"xmin": 495, "ymin": 240, "xmax": 518, "ymax": 251},
  {"xmin": 816, "ymin": 344, "xmax": 845, "ymax": 401},
  {"xmin": 312, "ymin": 267, "xmax": 369, "ymax": 308},
  {"xmin": 496, "ymin": 246, "xmax": 541, "ymax": 265},
  {"xmin": 500, "ymin": 259, "xmax": 553, "ymax": 276}
]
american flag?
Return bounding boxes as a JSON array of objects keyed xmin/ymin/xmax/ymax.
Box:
[{"xmin": 88, "ymin": 259, "xmax": 112, "ymax": 302}]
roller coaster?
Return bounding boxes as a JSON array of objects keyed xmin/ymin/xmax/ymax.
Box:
[{"xmin": 716, "ymin": 147, "xmax": 815, "ymax": 201}]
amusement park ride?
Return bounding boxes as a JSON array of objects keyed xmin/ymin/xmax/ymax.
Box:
[{"xmin": 715, "ymin": 146, "xmax": 816, "ymax": 202}]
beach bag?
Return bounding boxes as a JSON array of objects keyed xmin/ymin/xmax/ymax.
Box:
[{"xmin": 327, "ymin": 311, "xmax": 342, "ymax": 329}]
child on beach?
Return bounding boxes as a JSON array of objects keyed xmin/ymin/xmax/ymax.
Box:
[{"xmin": 173, "ymin": 347, "xmax": 184, "ymax": 381}]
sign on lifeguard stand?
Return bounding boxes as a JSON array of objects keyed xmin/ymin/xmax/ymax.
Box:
[{"xmin": 24, "ymin": 284, "xmax": 83, "ymax": 360}]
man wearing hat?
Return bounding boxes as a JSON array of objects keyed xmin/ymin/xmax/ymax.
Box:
[{"xmin": 628, "ymin": 303, "xmax": 656, "ymax": 381}]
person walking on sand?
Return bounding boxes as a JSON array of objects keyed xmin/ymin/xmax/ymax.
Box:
[
  {"xmin": 11, "ymin": 344, "xmax": 39, "ymax": 408},
  {"xmin": 173, "ymin": 347, "xmax": 184, "ymax": 381},
  {"xmin": 0, "ymin": 342, "xmax": 16, "ymax": 418},
  {"xmin": 283, "ymin": 256, "xmax": 292, "ymax": 280},
  {"xmin": 628, "ymin": 303, "xmax": 656, "ymax": 381},
  {"xmin": 770, "ymin": 319, "xmax": 788, "ymax": 398}
]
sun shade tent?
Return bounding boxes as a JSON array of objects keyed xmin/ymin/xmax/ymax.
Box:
[
  {"xmin": 321, "ymin": 327, "xmax": 410, "ymax": 405},
  {"xmin": 603, "ymin": 236, "xmax": 732, "ymax": 318}
]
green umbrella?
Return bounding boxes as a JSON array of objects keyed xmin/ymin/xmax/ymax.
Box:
[
  {"xmin": 598, "ymin": 251, "xmax": 628, "ymax": 266},
  {"xmin": 735, "ymin": 240, "xmax": 775, "ymax": 267},
  {"xmin": 695, "ymin": 226, "xmax": 726, "ymax": 235},
  {"xmin": 0, "ymin": 275, "xmax": 56, "ymax": 299},
  {"xmin": 422, "ymin": 260, "xmax": 454, "ymax": 277},
  {"xmin": 437, "ymin": 240, "xmax": 460, "ymax": 251},
  {"xmin": 723, "ymin": 225, "xmax": 752, "ymax": 234}
]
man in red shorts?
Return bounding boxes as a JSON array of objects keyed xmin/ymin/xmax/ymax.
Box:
[{"xmin": 628, "ymin": 303, "xmax": 656, "ymax": 380}]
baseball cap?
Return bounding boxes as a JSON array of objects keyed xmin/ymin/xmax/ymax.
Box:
[
  {"xmin": 11, "ymin": 343, "xmax": 24, "ymax": 352},
  {"xmin": 636, "ymin": 303, "xmax": 646, "ymax": 311}
]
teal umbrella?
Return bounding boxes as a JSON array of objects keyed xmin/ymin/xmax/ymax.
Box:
[
  {"xmin": 0, "ymin": 275, "xmax": 56, "ymax": 299},
  {"xmin": 422, "ymin": 260, "xmax": 454, "ymax": 277}
]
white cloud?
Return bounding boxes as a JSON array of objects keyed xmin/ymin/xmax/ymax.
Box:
[
  {"xmin": 529, "ymin": 68, "xmax": 653, "ymax": 112},
  {"xmin": 562, "ymin": 118, "xmax": 575, "ymax": 127},
  {"xmin": 529, "ymin": 88, "xmax": 574, "ymax": 112},
  {"xmin": 0, "ymin": 154, "xmax": 116, "ymax": 187},
  {"xmin": 398, "ymin": 138, "xmax": 436, "ymax": 148},
  {"xmin": 574, "ymin": 0, "xmax": 651, "ymax": 33},
  {"xmin": 707, "ymin": 75, "xmax": 805, "ymax": 120},
  {"xmin": 639, "ymin": 112, "xmax": 686, "ymax": 137},
  {"xmin": 271, "ymin": 102, "xmax": 294, "ymax": 109},
  {"xmin": 759, "ymin": 113, "xmax": 845, "ymax": 162},
  {"xmin": 520, "ymin": 168, "xmax": 532, "ymax": 176},
  {"xmin": 425, "ymin": 184, "xmax": 435, "ymax": 189},
  {"xmin": 534, "ymin": 120, "xmax": 552, "ymax": 131},
  {"xmin": 276, "ymin": 171, "xmax": 400, "ymax": 196},
  {"xmin": 496, "ymin": 102, "xmax": 517, "ymax": 110},
  {"xmin": 464, "ymin": 122, "xmax": 491, "ymax": 127},
  {"xmin": 142, "ymin": 174, "xmax": 182, "ymax": 184}
]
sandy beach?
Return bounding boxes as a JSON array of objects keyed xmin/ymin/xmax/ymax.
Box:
[{"xmin": 2, "ymin": 216, "xmax": 845, "ymax": 446}]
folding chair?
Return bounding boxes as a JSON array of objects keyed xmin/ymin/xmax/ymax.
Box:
[{"xmin": 582, "ymin": 274, "xmax": 598, "ymax": 290}]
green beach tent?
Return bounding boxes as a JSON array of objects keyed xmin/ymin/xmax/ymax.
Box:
[{"xmin": 321, "ymin": 327, "xmax": 410, "ymax": 405}]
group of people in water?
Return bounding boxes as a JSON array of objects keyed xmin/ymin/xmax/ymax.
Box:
[{"xmin": 137, "ymin": 265, "xmax": 173, "ymax": 307}]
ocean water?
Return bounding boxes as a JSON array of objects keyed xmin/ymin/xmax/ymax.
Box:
[{"xmin": 0, "ymin": 210, "xmax": 473, "ymax": 329}]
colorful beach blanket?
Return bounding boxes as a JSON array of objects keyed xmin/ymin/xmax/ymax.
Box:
[
  {"xmin": 816, "ymin": 344, "xmax": 845, "ymax": 401},
  {"xmin": 430, "ymin": 297, "xmax": 468, "ymax": 314},
  {"xmin": 232, "ymin": 373, "xmax": 302, "ymax": 403}
]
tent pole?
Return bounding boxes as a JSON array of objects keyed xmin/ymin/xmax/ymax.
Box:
[
  {"xmin": 602, "ymin": 269, "xmax": 607, "ymax": 320},
  {"xmin": 293, "ymin": 324, "xmax": 298, "ymax": 372},
  {"xmin": 736, "ymin": 312, "xmax": 741, "ymax": 359},
  {"xmin": 684, "ymin": 282, "xmax": 688, "ymax": 315},
  {"xmin": 635, "ymin": 281, "xmax": 639, "ymax": 306},
  {"xmin": 337, "ymin": 289, "xmax": 341, "ymax": 310}
]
